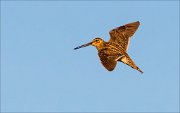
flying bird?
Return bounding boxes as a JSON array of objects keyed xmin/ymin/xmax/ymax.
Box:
[{"xmin": 74, "ymin": 21, "xmax": 143, "ymax": 73}]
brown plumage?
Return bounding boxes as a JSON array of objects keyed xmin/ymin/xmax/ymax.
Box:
[{"xmin": 74, "ymin": 21, "xmax": 143, "ymax": 73}]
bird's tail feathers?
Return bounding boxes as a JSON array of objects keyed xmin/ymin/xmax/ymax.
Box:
[{"xmin": 118, "ymin": 54, "xmax": 143, "ymax": 74}]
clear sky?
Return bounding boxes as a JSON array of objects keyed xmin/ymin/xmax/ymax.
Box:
[{"xmin": 1, "ymin": 1, "xmax": 179, "ymax": 112}]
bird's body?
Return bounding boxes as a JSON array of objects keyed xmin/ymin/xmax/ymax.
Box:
[{"xmin": 74, "ymin": 21, "xmax": 143, "ymax": 73}]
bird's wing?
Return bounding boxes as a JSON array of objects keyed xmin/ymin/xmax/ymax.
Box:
[
  {"xmin": 98, "ymin": 49, "xmax": 117, "ymax": 71},
  {"xmin": 109, "ymin": 21, "xmax": 140, "ymax": 51}
]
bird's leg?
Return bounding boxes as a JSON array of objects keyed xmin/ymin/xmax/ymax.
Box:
[
  {"xmin": 107, "ymin": 54, "xmax": 124, "ymax": 61},
  {"xmin": 115, "ymin": 54, "xmax": 125, "ymax": 61}
]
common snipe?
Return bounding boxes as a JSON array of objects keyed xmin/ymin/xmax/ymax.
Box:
[{"xmin": 74, "ymin": 21, "xmax": 143, "ymax": 73}]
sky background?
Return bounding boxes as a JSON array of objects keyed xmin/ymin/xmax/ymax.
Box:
[{"xmin": 1, "ymin": 1, "xmax": 179, "ymax": 112}]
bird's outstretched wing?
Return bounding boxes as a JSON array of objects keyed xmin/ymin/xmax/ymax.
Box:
[{"xmin": 109, "ymin": 21, "xmax": 140, "ymax": 51}]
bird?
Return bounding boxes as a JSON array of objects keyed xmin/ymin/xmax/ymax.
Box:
[{"xmin": 74, "ymin": 21, "xmax": 143, "ymax": 73}]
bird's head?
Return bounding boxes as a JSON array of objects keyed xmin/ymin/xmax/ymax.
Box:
[
  {"xmin": 91, "ymin": 38, "xmax": 104, "ymax": 47},
  {"xmin": 74, "ymin": 38, "xmax": 104, "ymax": 50}
]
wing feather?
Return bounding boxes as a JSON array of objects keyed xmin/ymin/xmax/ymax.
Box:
[
  {"xmin": 109, "ymin": 21, "xmax": 140, "ymax": 51},
  {"xmin": 98, "ymin": 49, "xmax": 117, "ymax": 71}
]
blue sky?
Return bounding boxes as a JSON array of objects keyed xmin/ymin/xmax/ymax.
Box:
[{"xmin": 1, "ymin": 1, "xmax": 179, "ymax": 112}]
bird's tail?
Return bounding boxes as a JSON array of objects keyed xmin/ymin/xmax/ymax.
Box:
[{"xmin": 118, "ymin": 54, "xmax": 143, "ymax": 74}]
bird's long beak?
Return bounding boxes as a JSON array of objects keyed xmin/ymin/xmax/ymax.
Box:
[{"xmin": 74, "ymin": 42, "xmax": 92, "ymax": 50}]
